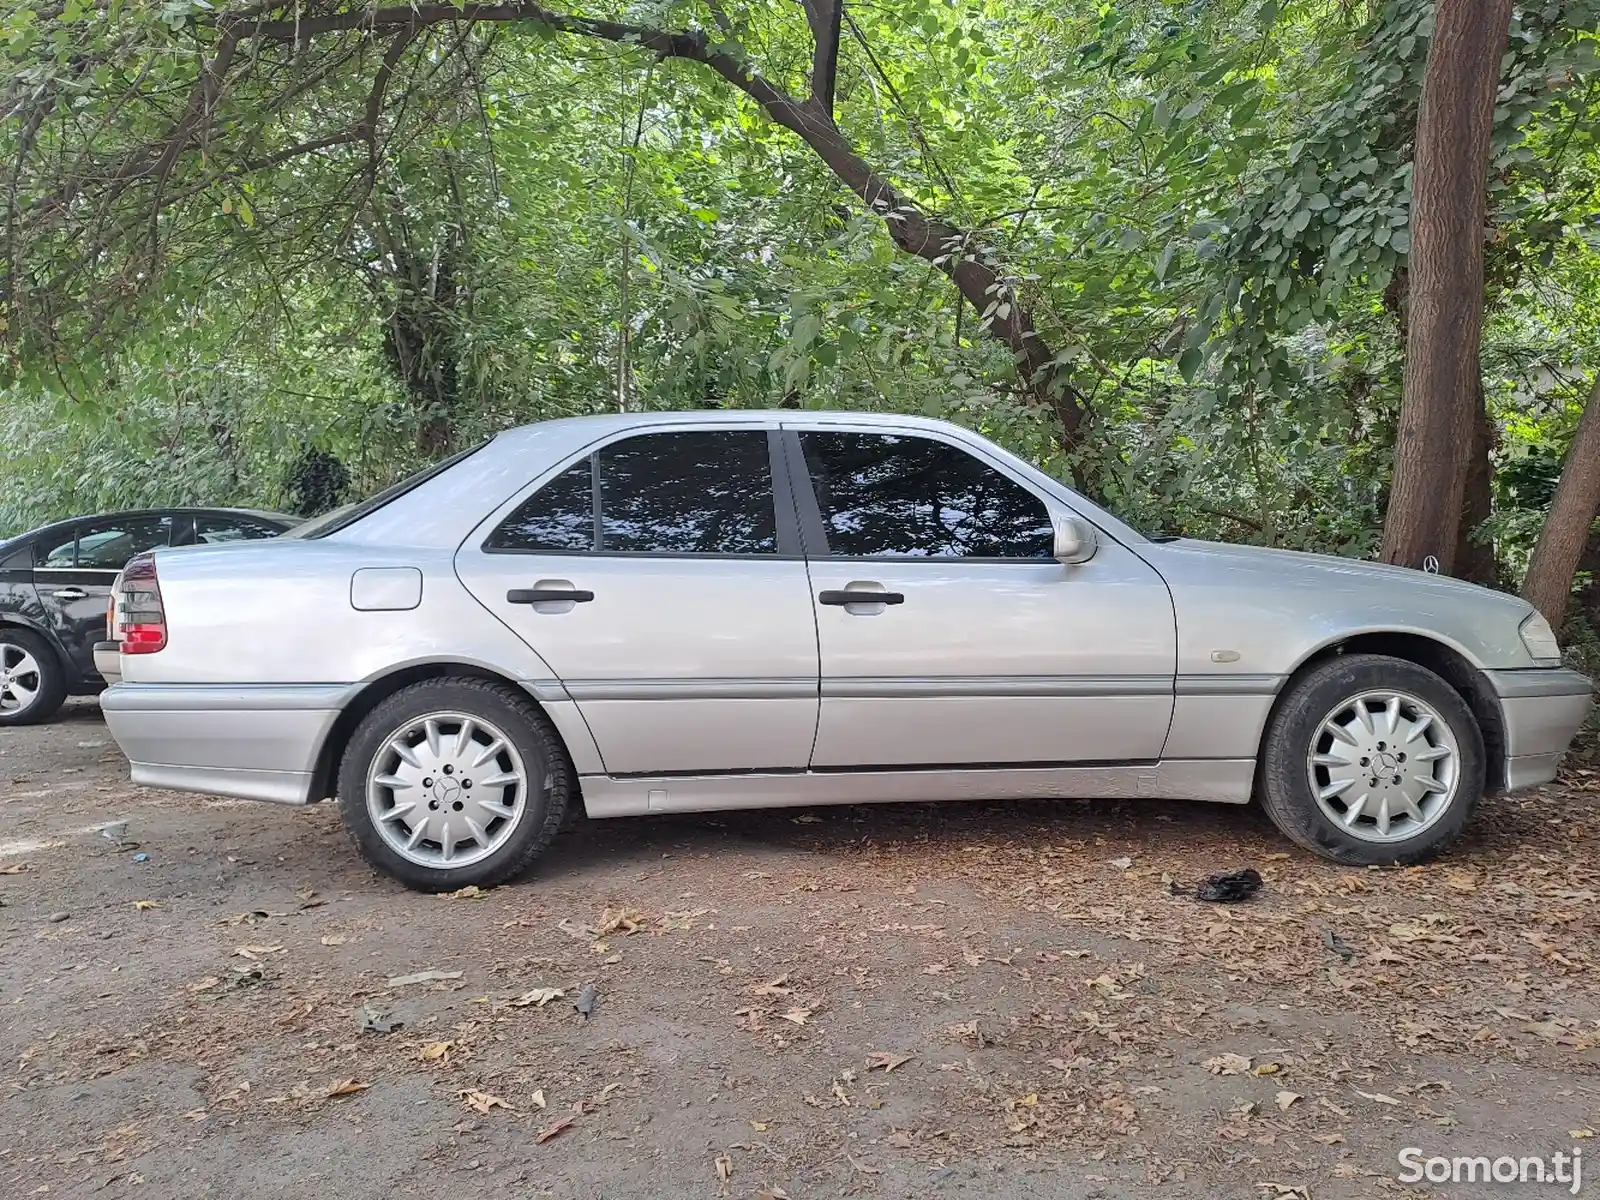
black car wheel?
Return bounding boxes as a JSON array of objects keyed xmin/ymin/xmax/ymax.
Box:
[{"xmin": 0, "ymin": 627, "xmax": 68, "ymax": 726}]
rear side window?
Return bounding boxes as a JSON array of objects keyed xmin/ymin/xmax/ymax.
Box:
[
  {"xmin": 799, "ymin": 431, "xmax": 1054, "ymax": 559},
  {"xmin": 486, "ymin": 431, "xmax": 778, "ymax": 555},
  {"xmin": 36, "ymin": 530, "xmax": 77, "ymax": 567},
  {"xmin": 195, "ymin": 516, "xmax": 284, "ymax": 544},
  {"xmin": 74, "ymin": 516, "xmax": 174, "ymax": 569}
]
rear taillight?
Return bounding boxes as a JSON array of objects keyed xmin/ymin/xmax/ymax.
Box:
[{"xmin": 118, "ymin": 553, "xmax": 167, "ymax": 654}]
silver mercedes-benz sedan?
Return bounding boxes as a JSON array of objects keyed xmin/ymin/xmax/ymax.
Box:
[{"xmin": 98, "ymin": 411, "xmax": 1592, "ymax": 891}]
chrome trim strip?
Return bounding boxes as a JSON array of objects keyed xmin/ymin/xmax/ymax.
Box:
[
  {"xmin": 1173, "ymin": 673, "xmax": 1286, "ymax": 696},
  {"xmin": 562, "ymin": 677, "xmax": 818, "ymax": 700},
  {"xmin": 1485, "ymin": 667, "xmax": 1593, "ymax": 700},
  {"xmin": 521, "ymin": 679, "xmax": 570, "ymax": 703},
  {"xmin": 101, "ymin": 682, "xmax": 350, "ymax": 712},
  {"xmin": 822, "ymin": 674, "xmax": 1173, "ymax": 698}
]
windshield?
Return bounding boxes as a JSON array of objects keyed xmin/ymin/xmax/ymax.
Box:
[{"xmin": 299, "ymin": 440, "xmax": 490, "ymax": 540}]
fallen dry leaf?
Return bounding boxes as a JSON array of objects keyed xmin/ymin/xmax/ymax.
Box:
[
  {"xmin": 752, "ymin": 975, "xmax": 792, "ymax": 998},
  {"xmin": 757, "ymin": 1188, "xmax": 790, "ymax": 1200},
  {"xmin": 536, "ymin": 1115, "xmax": 577, "ymax": 1144},
  {"xmin": 1353, "ymin": 1089, "xmax": 1401, "ymax": 1106},
  {"xmin": 1571, "ymin": 1128, "xmax": 1595, "ymax": 1139},
  {"xmin": 387, "ymin": 969, "xmax": 462, "ymax": 987},
  {"xmin": 1313, "ymin": 1132, "xmax": 1346, "ymax": 1145},
  {"xmin": 1204, "ymin": 1053, "xmax": 1253, "ymax": 1076},
  {"xmin": 509, "ymin": 987, "xmax": 565, "ymax": 1008},
  {"xmin": 749, "ymin": 1119, "xmax": 770, "ymax": 1132},
  {"xmin": 459, "ymin": 1089, "xmax": 510, "ymax": 1115},
  {"xmin": 779, "ymin": 1007, "xmax": 813, "ymax": 1026},
  {"xmin": 866, "ymin": 1051, "xmax": 915, "ymax": 1073},
  {"xmin": 234, "ymin": 944, "xmax": 284, "ymax": 959},
  {"xmin": 715, "ymin": 1151, "xmax": 733, "ymax": 1187},
  {"xmin": 447, "ymin": 885, "xmax": 486, "ymax": 899},
  {"xmin": 320, "ymin": 933, "xmax": 347, "ymax": 947},
  {"xmin": 420, "ymin": 1041, "xmax": 452, "ymax": 1062},
  {"xmin": 325, "ymin": 1079, "xmax": 369, "ymax": 1099},
  {"xmin": 0, "ymin": 863, "xmax": 28, "ymax": 874},
  {"xmin": 133, "ymin": 899, "xmax": 160, "ymax": 911},
  {"xmin": 531, "ymin": 1089, "xmax": 547, "ymax": 1109},
  {"xmin": 1275, "ymin": 1091, "xmax": 1302, "ymax": 1111}
]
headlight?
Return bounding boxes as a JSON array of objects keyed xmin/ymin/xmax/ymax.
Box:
[{"xmin": 1519, "ymin": 611, "xmax": 1562, "ymax": 665}]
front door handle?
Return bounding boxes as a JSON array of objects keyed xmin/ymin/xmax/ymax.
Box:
[
  {"xmin": 507, "ymin": 587, "xmax": 595, "ymax": 604},
  {"xmin": 51, "ymin": 587, "xmax": 88, "ymax": 601},
  {"xmin": 818, "ymin": 589, "xmax": 905, "ymax": 606}
]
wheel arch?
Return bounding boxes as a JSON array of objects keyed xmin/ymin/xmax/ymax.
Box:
[
  {"xmin": 308, "ymin": 661, "xmax": 586, "ymax": 803},
  {"xmin": 1262, "ymin": 631, "xmax": 1504, "ymax": 795},
  {"xmin": 0, "ymin": 614, "xmax": 81, "ymax": 684}
]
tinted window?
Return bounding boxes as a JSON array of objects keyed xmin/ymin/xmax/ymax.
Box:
[
  {"xmin": 73, "ymin": 516, "xmax": 173, "ymax": 569},
  {"xmin": 799, "ymin": 432, "xmax": 1053, "ymax": 559},
  {"xmin": 488, "ymin": 432, "xmax": 778, "ymax": 555},
  {"xmin": 196, "ymin": 516, "xmax": 284, "ymax": 544},
  {"xmin": 601, "ymin": 432, "xmax": 776, "ymax": 554},
  {"xmin": 486, "ymin": 460, "xmax": 594, "ymax": 552},
  {"xmin": 37, "ymin": 530, "xmax": 77, "ymax": 568}
]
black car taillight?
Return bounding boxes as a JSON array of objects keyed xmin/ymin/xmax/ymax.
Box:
[{"xmin": 118, "ymin": 553, "xmax": 166, "ymax": 654}]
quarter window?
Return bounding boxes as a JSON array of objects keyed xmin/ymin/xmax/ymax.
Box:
[
  {"xmin": 799, "ymin": 432, "xmax": 1054, "ymax": 559},
  {"xmin": 487, "ymin": 431, "xmax": 778, "ymax": 555}
]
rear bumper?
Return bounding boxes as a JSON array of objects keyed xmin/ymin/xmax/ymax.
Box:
[
  {"xmin": 1485, "ymin": 668, "xmax": 1592, "ymax": 792},
  {"xmin": 100, "ymin": 683, "xmax": 346, "ymax": 805},
  {"xmin": 93, "ymin": 641, "xmax": 122, "ymax": 686}
]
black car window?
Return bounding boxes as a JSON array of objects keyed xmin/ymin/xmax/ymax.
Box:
[
  {"xmin": 36, "ymin": 529, "xmax": 78, "ymax": 568},
  {"xmin": 487, "ymin": 431, "xmax": 778, "ymax": 555},
  {"xmin": 73, "ymin": 516, "xmax": 174, "ymax": 570},
  {"xmin": 195, "ymin": 516, "xmax": 284, "ymax": 544},
  {"xmin": 798, "ymin": 431, "xmax": 1054, "ymax": 559}
]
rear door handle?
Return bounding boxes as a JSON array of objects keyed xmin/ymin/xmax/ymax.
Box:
[
  {"xmin": 51, "ymin": 587, "xmax": 88, "ymax": 600},
  {"xmin": 818, "ymin": 589, "xmax": 904, "ymax": 606},
  {"xmin": 507, "ymin": 587, "xmax": 595, "ymax": 604}
]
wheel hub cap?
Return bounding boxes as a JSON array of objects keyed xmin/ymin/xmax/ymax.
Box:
[
  {"xmin": 366, "ymin": 712, "xmax": 529, "ymax": 869},
  {"xmin": 0, "ymin": 645, "xmax": 41, "ymax": 713},
  {"xmin": 1306, "ymin": 689, "xmax": 1460, "ymax": 844}
]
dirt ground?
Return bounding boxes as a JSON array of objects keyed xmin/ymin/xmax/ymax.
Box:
[{"xmin": 2, "ymin": 700, "xmax": 1598, "ymax": 1199}]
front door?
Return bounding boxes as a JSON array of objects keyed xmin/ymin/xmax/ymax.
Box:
[
  {"xmin": 456, "ymin": 427, "xmax": 820, "ymax": 776},
  {"xmin": 34, "ymin": 514, "xmax": 174, "ymax": 675},
  {"xmin": 789, "ymin": 427, "xmax": 1177, "ymax": 768}
]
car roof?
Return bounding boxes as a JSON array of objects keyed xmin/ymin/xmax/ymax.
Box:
[
  {"xmin": 492, "ymin": 408, "xmax": 958, "ymax": 445},
  {"xmin": 0, "ymin": 506, "xmax": 299, "ymax": 550}
]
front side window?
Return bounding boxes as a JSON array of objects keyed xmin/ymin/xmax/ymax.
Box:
[
  {"xmin": 72, "ymin": 516, "xmax": 174, "ymax": 570},
  {"xmin": 799, "ymin": 432, "xmax": 1054, "ymax": 559},
  {"xmin": 487, "ymin": 431, "xmax": 778, "ymax": 555}
]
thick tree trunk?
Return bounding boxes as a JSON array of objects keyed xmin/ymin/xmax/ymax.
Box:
[
  {"xmin": 1381, "ymin": 0, "xmax": 1513, "ymax": 573},
  {"xmin": 1455, "ymin": 387, "xmax": 1499, "ymax": 586},
  {"xmin": 1523, "ymin": 375, "xmax": 1600, "ymax": 627}
]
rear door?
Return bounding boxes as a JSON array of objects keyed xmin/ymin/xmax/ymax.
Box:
[
  {"xmin": 789, "ymin": 425, "xmax": 1177, "ymax": 768},
  {"xmin": 456, "ymin": 427, "xmax": 821, "ymax": 776},
  {"xmin": 35, "ymin": 514, "xmax": 174, "ymax": 675}
]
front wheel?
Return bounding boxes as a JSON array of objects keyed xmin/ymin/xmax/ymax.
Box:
[
  {"xmin": 1259, "ymin": 653, "xmax": 1485, "ymax": 865},
  {"xmin": 337, "ymin": 678, "xmax": 571, "ymax": 892}
]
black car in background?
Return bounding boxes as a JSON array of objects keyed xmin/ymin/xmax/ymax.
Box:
[{"xmin": 0, "ymin": 507, "xmax": 299, "ymax": 725}]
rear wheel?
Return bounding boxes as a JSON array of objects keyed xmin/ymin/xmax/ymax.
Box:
[
  {"xmin": 337, "ymin": 678, "xmax": 571, "ymax": 892},
  {"xmin": 1259, "ymin": 653, "xmax": 1484, "ymax": 865},
  {"xmin": 0, "ymin": 628, "xmax": 67, "ymax": 726}
]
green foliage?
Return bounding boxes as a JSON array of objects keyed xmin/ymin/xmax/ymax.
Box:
[{"xmin": 0, "ymin": 0, "xmax": 1598, "ymax": 595}]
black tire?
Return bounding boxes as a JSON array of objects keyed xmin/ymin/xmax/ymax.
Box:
[
  {"xmin": 0, "ymin": 626, "xmax": 68, "ymax": 727},
  {"xmin": 1259, "ymin": 653, "xmax": 1485, "ymax": 866},
  {"xmin": 337, "ymin": 677, "xmax": 571, "ymax": 892}
]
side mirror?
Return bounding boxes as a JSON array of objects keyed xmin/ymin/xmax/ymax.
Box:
[{"xmin": 1053, "ymin": 514, "xmax": 1099, "ymax": 565}]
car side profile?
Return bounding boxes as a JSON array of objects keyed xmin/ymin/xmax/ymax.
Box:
[
  {"xmin": 97, "ymin": 412, "xmax": 1592, "ymax": 891},
  {"xmin": 0, "ymin": 507, "xmax": 299, "ymax": 724}
]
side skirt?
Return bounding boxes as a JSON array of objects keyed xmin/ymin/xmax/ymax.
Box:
[{"xmin": 579, "ymin": 760, "xmax": 1256, "ymax": 819}]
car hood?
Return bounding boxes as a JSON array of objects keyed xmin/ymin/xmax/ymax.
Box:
[{"xmin": 1147, "ymin": 537, "xmax": 1507, "ymax": 596}]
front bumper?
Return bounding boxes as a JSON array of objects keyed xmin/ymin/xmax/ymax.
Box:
[
  {"xmin": 1486, "ymin": 668, "xmax": 1593, "ymax": 791},
  {"xmin": 100, "ymin": 683, "xmax": 346, "ymax": 805}
]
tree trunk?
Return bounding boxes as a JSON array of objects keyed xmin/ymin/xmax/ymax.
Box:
[
  {"xmin": 1455, "ymin": 385, "xmax": 1499, "ymax": 586},
  {"xmin": 1523, "ymin": 375, "xmax": 1600, "ymax": 627},
  {"xmin": 1380, "ymin": 0, "xmax": 1513, "ymax": 573}
]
